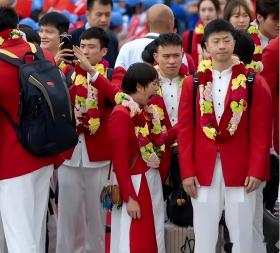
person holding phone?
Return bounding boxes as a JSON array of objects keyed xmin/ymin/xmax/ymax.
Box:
[{"xmin": 39, "ymin": 11, "xmax": 74, "ymax": 65}]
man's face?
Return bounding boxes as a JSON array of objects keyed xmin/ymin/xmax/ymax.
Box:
[
  {"xmin": 205, "ymin": 32, "xmax": 235, "ymax": 63},
  {"xmin": 257, "ymin": 13, "xmax": 279, "ymax": 40},
  {"xmin": 86, "ymin": 1, "xmax": 112, "ymax": 31},
  {"xmin": 39, "ymin": 25, "xmax": 60, "ymax": 54},
  {"xmin": 154, "ymin": 45, "xmax": 183, "ymax": 79},
  {"xmin": 80, "ymin": 38, "xmax": 107, "ymax": 66}
]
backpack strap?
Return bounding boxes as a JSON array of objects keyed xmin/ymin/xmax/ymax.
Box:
[
  {"xmin": 193, "ymin": 72, "xmax": 199, "ymax": 126},
  {"xmin": 33, "ymin": 43, "xmax": 46, "ymax": 60},
  {"xmin": 0, "ymin": 49, "xmax": 22, "ymax": 67},
  {"xmin": 247, "ymin": 71, "xmax": 255, "ymax": 112}
]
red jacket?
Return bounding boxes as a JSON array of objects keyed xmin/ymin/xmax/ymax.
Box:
[
  {"xmin": 261, "ymin": 36, "xmax": 279, "ymax": 154},
  {"xmin": 0, "ymin": 38, "xmax": 58, "ymax": 179},
  {"xmin": 63, "ymin": 71, "xmax": 121, "ymax": 162},
  {"xmin": 178, "ymin": 73, "xmax": 272, "ymax": 186}
]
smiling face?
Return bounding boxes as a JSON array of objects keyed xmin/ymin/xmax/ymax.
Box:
[
  {"xmin": 205, "ymin": 31, "xmax": 235, "ymax": 63},
  {"xmin": 199, "ymin": 0, "xmax": 218, "ymax": 25},
  {"xmin": 154, "ymin": 44, "xmax": 183, "ymax": 80},
  {"xmin": 39, "ymin": 25, "xmax": 60, "ymax": 55},
  {"xmin": 229, "ymin": 5, "xmax": 251, "ymax": 30},
  {"xmin": 79, "ymin": 38, "xmax": 107, "ymax": 66}
]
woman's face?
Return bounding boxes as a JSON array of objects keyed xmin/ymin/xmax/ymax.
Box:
[
  {"xmin": 139, "ymin": 79, "xmax": 159, "ymax": 105},
  {"xmin": 229, "ymin": 6, "xmax": 250, "ymax": 30},
  {"xmin": 199, "ymin": 0, "xmax": 218, "ymax": 25}
]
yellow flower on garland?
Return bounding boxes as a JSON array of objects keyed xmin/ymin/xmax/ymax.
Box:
[
  {"xmin": 135, "ymin": 123, "xmax": 149, "ymax": 137},
  {"xmin": 75, "ymin": 74, "xmax": 87, "ymax": 86},
  {"xmin": 86, "ymin": 99, "xmax": 97, "ymax": 109},
  {"xmin": 95, "ymin": 63, "xmax": 106, "ymax": 76},
  {"xmin": 195, "ymin": 23, "xmax": 204, "ymax": 35},
  {"xmin": 76, "ymin": 95, "xmax": 86, "ymax": 106},
  {"xmin": 246, "ymin": 61, "xmax": 262, "ymax": 72},
  {"xmin": 230, "ymin": 100, "xmax": 246, "ymax": 113},
  {"xmin": 88, "ymin": 118, "xmax": 100, "ymax": 135},
  {"xmin": 247, "ymin": 25, "xmax": 258, "ymax": 34},
  {"xmin": 115, "ymin": 92, "xmax": 126, "ymax": 104},
  {"xmin": 151, "ymin": 123, "xmax": 161, "ymax": 134},
  {"xmin": 198, "ymin": 60, "xmax": 212, "ymax": 73},
  {"xmin": 153, "ymin": 105, "xmax": 164, "ymax": 120},
  {"xmin": 203, "ymin": 127, "xmax": 217, "ymax": 140},
  {"xmin": 232, "ymin": 74, "xmax": 246, "ymax": 90},
  {"xmin": 254, "ymin": 45, "xmax": 262, "ymax": 55},
  {"xmin": 0, "ymin": 37, "xmax": 4, "ymax": 46},
  {"xmin": 201, "ymin": 100, "xmax": 213, "ymax": 114}
]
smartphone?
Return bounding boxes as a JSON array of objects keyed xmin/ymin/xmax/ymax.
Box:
[{"xmin": 60, "ymin": 34, "xmax": 74, "ymax": 62}]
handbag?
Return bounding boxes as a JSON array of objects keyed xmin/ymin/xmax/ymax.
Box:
[
  {"xmin": 100, "ymin": 156, "xmax": 138, "ymax": 210},
  {"xmin": 166, "ymin": 184, "xmax": 193, "ymax": 227}
]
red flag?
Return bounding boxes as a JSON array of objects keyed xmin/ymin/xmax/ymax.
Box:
[{"xmin": 15, "ymin": 0, "xmax": 32, "ymax": 18}]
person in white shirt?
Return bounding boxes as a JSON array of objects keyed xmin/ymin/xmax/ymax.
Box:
[
  {"xmin": 178, "ymin": 19, "xmax": 272, "ymax": 253},
  {"xmin": 114, "ymin": 3, "xmax": 175, "ymax": 70}
]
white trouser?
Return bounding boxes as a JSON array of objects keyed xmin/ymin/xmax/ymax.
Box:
[
  {"xmin": 56, "ymin": 164, "xmax": 109, "ymax": 253},
  {"xmin": 191, "ymin": 158, "xmax": 256, "ymax": 253},
  {"xmin": 252, "ymin": 183, "xmax": 267, "ymax": 253},
  {"xmin": 0, "ymin": 165, "xmax": 53, "ymax": 253},
  {"xmin": 111, "ymin": 168, "xmax": 165, "ymax": 253}
]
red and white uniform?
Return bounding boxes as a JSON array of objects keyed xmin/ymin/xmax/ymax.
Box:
[
  {"xmin": 56, "ymin": 72, "xmax": 120, "ymax": 253},
  {"xmin": 109, "ymin": 105, "xmax": 173, "ymax": 253},
  {"xmin": 178, "ymin": 68, "xmax": 272, "ymax": 253},
  {"xmin": 0, "ymin": 36, "xmax": 56, "ymax": 253}
]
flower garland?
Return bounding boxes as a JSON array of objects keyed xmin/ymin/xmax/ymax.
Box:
[
  {"xmin": 0, "ymin": 29, "xmax": 23, "ymax": 46},
  {"xmin": 198, "ymin": 60, "xmax": 248, "ymax": 140},
  {"xmin": 247, "ymin": 24, "xmax": 263, "ymax": 72},
  {"xmin": 72, "ymin": 60, "xmax": 109, "ymax": 135},
  {"xmin": 115, "ymin": 92, "xmax": 166, "ymax": 168},
  {"xmin": 192, "ymin": 21, "xmax": 205, "ymax": 66}
]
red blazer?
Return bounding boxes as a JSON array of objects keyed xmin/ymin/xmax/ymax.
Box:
[
  {"xmin": 0, "ymin": 38, "xmax": 58, "ymax": 179},
  {"xmin": 261, "ymin": 37, "xmax": 279, "ymax": 154},
  {"xmin": 64, "ymin": 72, "xmax": 120, "ymax": 162},
  {"xmin": 108, "ymin": 105, "xmax": 173, "ymax": 202},
  {"xmin": 178, "ymin": 73, "xmax": 272, "ymax": 186}
]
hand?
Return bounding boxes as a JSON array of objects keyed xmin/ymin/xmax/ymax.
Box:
[
  {"xmin": 244, "ymin": 176, "xmax": 262, "ymax": 193},
  {"xmin": 126, "ymin": 197, "xmax": 141, "ymax": 219},
  {"xmin": 182, "ymin": 176, "xmax": 200, "ymax": 198},
  {"xmin": 73, "ymin": 46, "xmax": 95, "ymax": 75},
  {"xmin": 54, "ymin": 42, "xmax": 74, "ymax": 65}
]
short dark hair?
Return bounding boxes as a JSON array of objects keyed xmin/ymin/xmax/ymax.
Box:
[
  {"xmin": 39, "ymin": 12, "xmax": 69, "ymax": 34},
  {"xmin": 155, "ymin": 33, "xmax": 182, "ymax": 50},
  {"xmin": 234, "ymin": 30, "xmax": 254, "ymax": 64},
  {"xmin": 224, "ymin": 0, "xmax": 252, "ymax": 22},
  {"xmin": 19, "ymin": 24, "xmax": 41, "ymax": 45},
  {"xmin": 122, "ymin": 63, "xmax": 158, "ymax": 94},
  {"xmin": 87, "ymin": 0, "xmax": 113, "ymax": 10},
  {"xmin": 79, "ymin": 27, "xmax": 109, "ymax": 48},
  {"xmin": 142, "ymin": 40, "xmax": 157, "ymax": 64},
  {"xmin": 198, "ymin": 0, "xmax": 220, "ymax": 13},
  {"xmin": 0, "ymin": 7, "xmax": 19, "ymax": 32},
  {"xmin": 256, "ymin": 0, "xmax": 279, "ymax": 20},
  {"xmin": 203, "ymin": 19, "xmax": 236, "ymax": 43}
]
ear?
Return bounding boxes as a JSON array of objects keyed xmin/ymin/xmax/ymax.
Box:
[
  {"xmin": 256, "ymin": 14, "xmax": 264, "ymax": 24},
  {"xmin": 136, "ymin": 83, "xmax": 144, "ymax": 93},
  {"xmin": 153, "ymin": 52, "xmax": 159, "ymax": 64},
  {"xmin": 101, "ymin": 47, "xmax": 108, "ymax": 57}
]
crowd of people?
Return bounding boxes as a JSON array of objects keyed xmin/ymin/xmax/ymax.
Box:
[{"xmin": 0, "ymin": 0, "xmax": 278, "ymax": 252}]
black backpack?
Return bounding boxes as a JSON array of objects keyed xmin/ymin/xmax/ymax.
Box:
[{"xmin": 0, "ymin": 43, "xmax": 78, "ymax": 157}]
